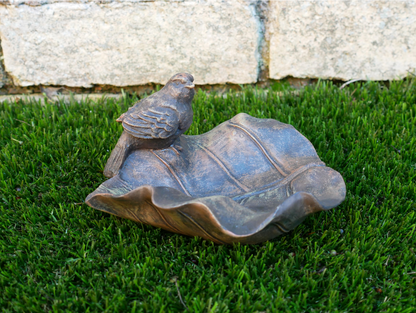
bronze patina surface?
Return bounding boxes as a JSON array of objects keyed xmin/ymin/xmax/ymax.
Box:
[
  {"xmin": 86, "ymin": 75, "xmax": 346, "ymax": 244},
  {"xmin": 104, "ymin": 73, "xmax": 195, "ymax": 178}
]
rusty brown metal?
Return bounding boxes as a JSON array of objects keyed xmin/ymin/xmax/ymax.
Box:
[{"xmin": 86, "ymin": 77, "xmax": 346, "ymax": 244}]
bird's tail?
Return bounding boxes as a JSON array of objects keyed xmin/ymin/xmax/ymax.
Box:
[{"xmin": 103, "ymin": 131, "xmax": 132, "ymax": 178}]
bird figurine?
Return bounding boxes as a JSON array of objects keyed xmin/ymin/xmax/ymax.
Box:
[{"xmin": 103, "ymin": 73, "xmax": 195, "ymax": 178}]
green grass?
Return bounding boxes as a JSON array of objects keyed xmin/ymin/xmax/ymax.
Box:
[{"xmin": 0, "ymin": 79, "xmax": 415, "ymax": 312}]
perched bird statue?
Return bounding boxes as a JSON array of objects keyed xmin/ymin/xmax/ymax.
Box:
[{"xmin": 103, "ymin": 73, "xmax": 195, "ymax": 178}]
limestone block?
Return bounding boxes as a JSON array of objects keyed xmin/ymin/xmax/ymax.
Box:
[
  {"xmin": 269, "ymin": 0, "xmax": 416, "ymax": 81},
  {"xmin": 0, "ymin": 0, "xmax": 260, "ymax": 87}
]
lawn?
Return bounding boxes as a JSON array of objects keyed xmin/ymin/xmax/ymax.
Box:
[{"xmin": 0, "ymin": 80, "xmax": 415, "ymax": 312}]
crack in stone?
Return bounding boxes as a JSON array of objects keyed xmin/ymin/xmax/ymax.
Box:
[{"xmin": 0, "ymin": 40, "xmax": 12, "ymax": 88}]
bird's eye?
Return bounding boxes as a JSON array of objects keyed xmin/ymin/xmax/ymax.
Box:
[{"xmin": 175, "ymin": 81, "xmax": 179, "ymax": 86}]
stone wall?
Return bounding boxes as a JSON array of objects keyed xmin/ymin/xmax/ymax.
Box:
[
  {"xmin": 0, "ymin": 0, "xmax": 415, "ymax": 92},
  {"xmin": 269, "ymin": 0, "xmax": 416, "ymax": 81}
]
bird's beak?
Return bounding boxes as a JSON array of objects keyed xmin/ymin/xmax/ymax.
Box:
[{"xmin": 185, "ymin": 83, "xmax": 195, "ymax": 89}]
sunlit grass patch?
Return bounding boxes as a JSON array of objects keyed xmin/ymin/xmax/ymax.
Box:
[{"xmin": 0, "ymin": 79, "xmax": 415, "ymax": 312}]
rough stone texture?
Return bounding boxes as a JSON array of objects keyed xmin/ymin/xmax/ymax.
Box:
[
  {"xmin": 0, "ymin": 0, "xmax": 260, "ymax": 87},
  {"xmin": 1, "ymin": 0, "xmax": 177, "ymax": 4},
  {"xmin": 269, "ymin": 0, "xmax": 416, "ymax": 81}
]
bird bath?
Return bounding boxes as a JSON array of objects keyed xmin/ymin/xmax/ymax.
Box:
[{"xmin": 86, "ymin": 112, "xmax": 346, "ymax": 244}]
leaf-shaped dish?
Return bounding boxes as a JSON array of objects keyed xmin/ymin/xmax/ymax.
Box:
[{"xmin": 86, "ymin": 113, "xmax": 346, "ymax": 244}]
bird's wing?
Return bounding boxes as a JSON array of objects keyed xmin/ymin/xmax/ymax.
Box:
[{"xmin": 121, "ymin": 106, "xmax": 179, "ymax": 139}]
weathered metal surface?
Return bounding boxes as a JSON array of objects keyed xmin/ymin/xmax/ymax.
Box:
[
  {"xmin": 103, "ymin": 73, "xmax": 195, "ymax": 178},
  {"xmin": 86, "ymin": 109, "xmax": 346, "ymax": 244}
]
